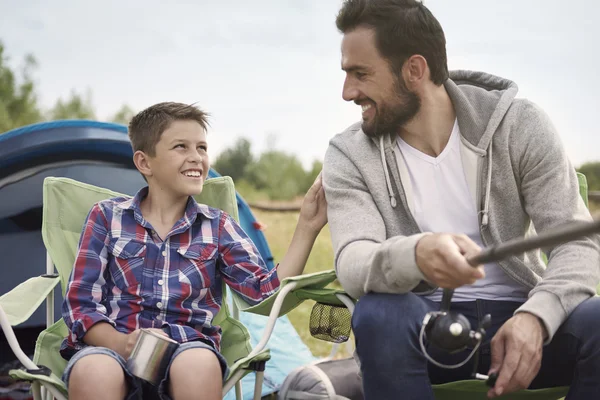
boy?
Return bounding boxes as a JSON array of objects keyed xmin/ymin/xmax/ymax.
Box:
[{"xmin": 60, "ymin": 102, "xmax": 328, "ymax": 400}]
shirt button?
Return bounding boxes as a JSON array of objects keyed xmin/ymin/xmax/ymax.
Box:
[
  {"xmin": 162, "ymin": 251, "xmax": 167, "ymax": 257},
  {"xmin": 158, "ymin": 279, "xmax": 164, "ymax": 286},
  {"xmin": 157, "ymin": 302, "xmax": 163, "ymax": 309},
  {"xmin": 156, "ymin": 314, "xmax": 162, "ymax": 320}
]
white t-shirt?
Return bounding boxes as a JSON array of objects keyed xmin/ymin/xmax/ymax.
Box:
[{"xmin": 396, "ymin": 120, "xmax": 529, "ymax": 302}]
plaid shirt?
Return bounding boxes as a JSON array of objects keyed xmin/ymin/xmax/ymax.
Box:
[{"xmin": 60, "ymin": 187, "xmax": 279, "ymax": 360}]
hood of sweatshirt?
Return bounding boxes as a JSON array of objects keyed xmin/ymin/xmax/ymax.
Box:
[{"xmin": 375, "ymin": 69, "xmax": 519, "ymax": 226}]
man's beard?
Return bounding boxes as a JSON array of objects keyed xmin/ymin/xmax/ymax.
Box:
[{"xmin": 362, "ymin": 77, "xmax": 421, "ymax": 138}]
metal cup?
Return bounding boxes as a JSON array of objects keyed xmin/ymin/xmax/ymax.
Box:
[{"xmin": 126, "ymin": 329, "xmax": 180, "ymax": 386}]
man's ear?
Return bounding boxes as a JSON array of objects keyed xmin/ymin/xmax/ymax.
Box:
[
  {"xmin": 133, "ymin": 150, "xmax": 153, "ymax": 179},
  {"xmin": 403, "ymin": 54, "xmax": 428, "ymax": 89}
]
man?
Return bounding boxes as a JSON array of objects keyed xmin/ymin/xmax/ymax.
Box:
[{"xmin": 322, "ymin": 0, "xmax": 600, "ymax": 399}]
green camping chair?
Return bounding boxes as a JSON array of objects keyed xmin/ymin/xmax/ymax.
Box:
[{"xmin": 0, "ymin": 176, "xmax": 351, "ymax": 400}]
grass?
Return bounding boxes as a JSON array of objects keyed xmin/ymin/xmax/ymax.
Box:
[{"xmin": 251, "ymin": 208, "xmax": 354, "ymax": 359}]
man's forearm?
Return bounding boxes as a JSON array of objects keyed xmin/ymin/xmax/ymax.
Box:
[{"xmin": 83, "ymin": 321, "xmax": 128, "ymax": 358}]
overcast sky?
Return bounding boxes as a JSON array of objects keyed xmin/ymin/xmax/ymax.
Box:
[{"xmin": 0, "ymin": 0, "xmax": 597, "ymax": 168}]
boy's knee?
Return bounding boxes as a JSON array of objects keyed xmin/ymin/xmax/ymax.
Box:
[
  {"xmin": 69, "ymin": 354, "xmax": 126, "ymax": 389},
  {"xmin": 170, "ymin": 348, "xmax": 222, "ymax": 380}
]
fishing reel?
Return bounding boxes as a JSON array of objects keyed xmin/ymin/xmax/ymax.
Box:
[
  {"xmin": 419, "ymin": 289, "xmax": 497, "ymax": 387},
  {"xmin": 416, "ymin": 214, "xmax": 600, "ymax": 388}
]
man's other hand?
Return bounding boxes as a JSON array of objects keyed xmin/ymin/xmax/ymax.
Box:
[
  {"xmin": 415, "ymin": 233, "xmax": 484, "ymax": 289},
  {"xmin": 487, "ymin": 313, "xmax": 546, "ymax": 398}
]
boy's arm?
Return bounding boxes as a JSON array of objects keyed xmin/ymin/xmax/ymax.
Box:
[
  {"xmin": 217, "ymin": 213, "xmax": 279, "ymax": 305},
  {"xmin": 63, "ymin": 204, "xmax": 125, "ymax": 353},
  {"xmin": 275, "ymin": 223, "xmax": 319, "ymax": 282},
  {"xmin": 276, "ymin": 171, "xmax": 327, "ymax": 282}
]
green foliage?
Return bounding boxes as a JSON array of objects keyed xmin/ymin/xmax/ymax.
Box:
[
  {"xmin": 213, "ymin": 138, "xmax": 323, "ymax": 201},
  {"xmin": 578, "ymin": 162, "xmax": 600, "ymax": 191},
  {"xmin": 110, "ymin": 104, "xmax": 136, "ymax": 125},
  {"xmin": 0, "ymin": 41, "xmax": 44, "ymax": 132},
  {"xmin": 212, "ymin": 137, "xmax": 254, "ymax": 182},
  {"xmin": 48, "ymin": 88, "xmax": 96, "ymax": 120},
  {"xmin": 0, "ymin": 40, "xmax": 134, "ymax": 133},
  {"xmin": 246, "ymin": 150, "xmax": 309, "ymax": 200}
]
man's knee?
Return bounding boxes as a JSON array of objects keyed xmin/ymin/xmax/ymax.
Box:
[
  {"xmin": 353, "ymin": 292, "xmax": 429, "ymax": 340},
  {"xmin": 563, "ymin": 297, "xmax": 600, "ymax": 344}
]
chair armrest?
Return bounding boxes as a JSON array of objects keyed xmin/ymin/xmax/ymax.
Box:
[
  {"xmin": 233, "ymin": 269, "xmax": 342, "ymax": 316},
  {"xmin": 0, "ymin": 275, "xmax": 60, "ymax": 326}
]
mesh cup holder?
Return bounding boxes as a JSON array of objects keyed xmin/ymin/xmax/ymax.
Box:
[{"xmin": 309, "ymin": 302, "xmax": 352, "ymax": 343}]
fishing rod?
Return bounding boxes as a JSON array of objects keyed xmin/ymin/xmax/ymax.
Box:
[{"xmin": 420, "ymin": 218, "xmax": 600, "ymax": 387}]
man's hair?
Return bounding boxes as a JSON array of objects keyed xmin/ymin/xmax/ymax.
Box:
[
  {"xmin": 336, "ymin": 0, "xmax": 449, "ymax": 85},
  {"xmin": 128, "ymin": 102, "xmax": 210, "ymax": 156}
]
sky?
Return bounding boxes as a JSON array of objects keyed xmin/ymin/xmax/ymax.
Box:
[{"xmin": 0, "ymin": 0, "xmax": 597, "ymax": 168}]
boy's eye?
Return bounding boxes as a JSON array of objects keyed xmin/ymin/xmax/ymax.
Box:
[{"xmin": 199, "ymin": 145, "xmax": 207, "ymax": 151}]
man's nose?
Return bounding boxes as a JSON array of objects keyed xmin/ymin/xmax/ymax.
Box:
[{"xmin": 342, "ymin": 77, "xmax": 359, "ymax": 102}]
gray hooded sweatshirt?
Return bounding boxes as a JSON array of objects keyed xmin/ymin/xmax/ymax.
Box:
[{"xmin": 323, "ymin": 70, "xmax": 600, "ymax": 342}]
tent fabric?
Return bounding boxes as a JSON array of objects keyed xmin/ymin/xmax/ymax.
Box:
[{"xmin": 0, "ymin": 120, "xmax": 319, "ymax": 398}]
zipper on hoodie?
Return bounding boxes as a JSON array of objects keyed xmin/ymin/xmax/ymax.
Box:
[
  {"xmin": 476, "ymin": 153, "xmax": 533, "ymax": 290},
  {"xmin": 386, "ymin": 146, "xmax": 423, "ymax": 234}
]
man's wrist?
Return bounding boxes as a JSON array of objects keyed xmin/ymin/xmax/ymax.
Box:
[{"xmin": 521, "ymin": 312, "xmax": 548, "ymax": 340}]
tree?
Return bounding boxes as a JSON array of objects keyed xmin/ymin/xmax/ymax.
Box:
[
  {"xmin": 246, "ymin": 150, "xmax": 308, "ymax": 200},
  {"xmin": 303, "ymin": 160, "xmax": 323, "ymax": 193},
  {"xmin": 48, "ymin": 88, "xmax": 96, "ymax": 120},
  {"xmin": 0, "ymin": 40, "xmax": 43, "ymax": 132},
  {"xmin": 213, "ymin": 137, "xmax": 255, "ymax": 182},
  {"xmin": 110, "ymin": 104, "xmax": 136, "ymax": 125}
]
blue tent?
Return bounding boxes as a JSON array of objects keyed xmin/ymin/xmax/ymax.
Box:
[{"xmin": 0, "ymin": 120, "xmax": 316, "ymax": 398}]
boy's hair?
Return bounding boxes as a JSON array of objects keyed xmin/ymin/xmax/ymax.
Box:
[
  {"xmin": 336, "ymin": 0, "xmax": 449, "ymax": 85},
  {"xmin": 128, "ymin": 102, "xmax": 210, "ymax": 156}
]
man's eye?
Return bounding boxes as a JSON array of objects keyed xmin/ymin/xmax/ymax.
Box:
[
  {"xmin": 174, "ymin": 144, "xmax": 185, "ymax": 149},
  {"xmin": 356, "ymin": 72, "xmax": 366, "ymax": 80}
]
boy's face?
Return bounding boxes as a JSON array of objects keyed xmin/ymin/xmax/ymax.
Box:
[{"xmin": 143, "ymin": 119, "xmax": 210, "ymax": 197}]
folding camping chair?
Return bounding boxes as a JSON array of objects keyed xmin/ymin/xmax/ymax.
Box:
[{"xmin": 0, "ymin": 176, "xmax": 353, "ymax": 400}]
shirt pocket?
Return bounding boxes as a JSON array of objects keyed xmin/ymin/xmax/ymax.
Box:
[
  {"xmin": 107, "ymin": 237, "xmax": 147, "ymax": 294},
  {"xmin": 177, "ymin": 242, "xmax": 218, "ymax": 294}
]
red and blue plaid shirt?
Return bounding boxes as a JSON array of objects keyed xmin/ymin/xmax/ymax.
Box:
[{"xmin": 60, "ymin": 187, "xmax": 279, "ymax": 360}]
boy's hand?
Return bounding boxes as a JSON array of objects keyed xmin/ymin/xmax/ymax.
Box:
[
  {"xmin": 298, "ymin": 172, "xmax": 328, "ymax": 234},
  {"xmin": 122, "ymin": 328, "xmax": 170, "ymax": 359}
]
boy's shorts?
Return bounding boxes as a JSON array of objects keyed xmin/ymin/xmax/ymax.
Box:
[{"xmin": 62, "ymin": 341, "xmax": 229, "ymax": 400}]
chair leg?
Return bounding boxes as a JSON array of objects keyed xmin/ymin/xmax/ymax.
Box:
[
  {"xmin": 235, "ymin": 380, "xmax": 243, "ymax": 400},
  {"xmin": 31, "ymin": 381, "xmax": 43, "ymax": 400},
  {"xmin": 253, "ymin": 371, "xmax": 265, "ymax": 400}
]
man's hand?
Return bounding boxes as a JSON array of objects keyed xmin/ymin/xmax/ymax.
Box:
[
  {"xmin": 487, "ymin": 313, "xmax": 547, "ymax": 398},
  {"xmin": 416, "ymin": 233, "xmax": 485, "ymax": 288}
]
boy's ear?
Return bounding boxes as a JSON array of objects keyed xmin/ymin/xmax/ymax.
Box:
[{"xmin": 133, "ymin": 150, "xmax": 153, "ymax": 179}]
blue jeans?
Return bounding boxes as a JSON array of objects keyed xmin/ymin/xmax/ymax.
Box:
[
  {"xmin": 352, "ymin": 292, "xmax": 600, "ymax": 399},
  {"xmin": 62, "ymin": 341, "xmax": 228, "ymax": 400}
]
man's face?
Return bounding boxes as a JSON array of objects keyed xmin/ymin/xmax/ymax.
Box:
[{"xmin": 341, "ymin": 26, "xmax": 420, "ymax": 137}]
